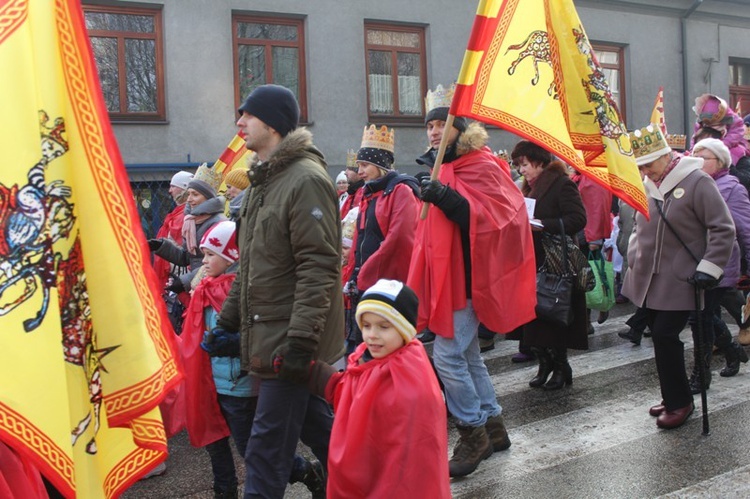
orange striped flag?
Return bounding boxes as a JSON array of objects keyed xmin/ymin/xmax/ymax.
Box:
[
  {"xmin": 650, "ymin": 86, "xmax": 667, "ymax": 134},
  {"xmin": 0, "ymin": 1, "xmax": 180, "ymax": 497},
  {"xmin": 451, "ymin": 0, "xmax": 648, "ymax": 217},
  {"xmin": 213, "ymin": 131, "xmax": 253, "ymax": 175}
]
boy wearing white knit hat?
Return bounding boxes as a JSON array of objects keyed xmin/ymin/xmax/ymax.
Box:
[{"xmin": 304, "ymin": 279, "xmax": 450, "ymax": 498}]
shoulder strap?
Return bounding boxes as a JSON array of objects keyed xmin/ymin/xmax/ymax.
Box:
[{"xmin": 654, "ymin": 200, "xmax": 699, "ymax": 264}]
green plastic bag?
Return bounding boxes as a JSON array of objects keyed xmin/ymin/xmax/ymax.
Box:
[{"xmin": 585, "ymin": 251, "xmax": 616, "ymax": 311}]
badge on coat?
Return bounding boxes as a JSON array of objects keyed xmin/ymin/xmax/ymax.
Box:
[
  {"xmin": 673, "ymin": 188, "xmax": 685, "ymax": 199},
  {"xmin": 311, "ymin": 207, "xmax": 323, "ymax": 220}
]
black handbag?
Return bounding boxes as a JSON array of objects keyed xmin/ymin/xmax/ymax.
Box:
[
  {"xmin": 535, "ymin": 219, "xmax": 574, "ymax": 326},
  {"xmin": 540, "ymin": 219, "xmax": 595, "ymax": 292}
]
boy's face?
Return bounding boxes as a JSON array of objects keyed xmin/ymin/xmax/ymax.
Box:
[
  {"xmin": 360, "ymin": 311, "xmax": 405, "ymax": 359},
  {"xmin": 202, "ymin": 248, "xmax": 232, "ymax": 277}
]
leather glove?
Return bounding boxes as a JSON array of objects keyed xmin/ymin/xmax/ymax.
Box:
[
  {"xmin": 688, "ymin": 271, "xmax": 720, "ymax": 290},
  {"xmin": 165, "ymin": 277, "xmax": 185, "ymax": 294},
  {"xmin": 148, "ymin": 238, "xmax": 163, "ymax": 251},
  {"xmin": 200, "ymin": 327, "xmax": 241, "ymax": 357},
  {"xmin": 420, "ymin": 179, "xmax": 448, "ymax": 204},
  {"xmin": 272, "ymin": 338, "xmax": 316, "ymax": 384}
]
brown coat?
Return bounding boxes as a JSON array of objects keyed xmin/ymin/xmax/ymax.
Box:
[
  {"xmin": 522, "ymin": 163, "xmax": 589, "ymax": 350},
  {"xmin": 622, "ymin": 155, "xmax": 735, "ymax": 311}
]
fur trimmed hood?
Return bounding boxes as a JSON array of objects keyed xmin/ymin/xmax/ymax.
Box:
[
  {"xmin": 455, "ymin": 122, "xmax": 489, "ymax": 156},
  {"xmin": 248, "ymin": 128, "xmax": 326, "ymax": 186}
]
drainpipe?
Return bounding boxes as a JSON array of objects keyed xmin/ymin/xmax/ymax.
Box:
[{"xmin": 682, "ymin": 0, "xmax": 703, "ymax": 139}]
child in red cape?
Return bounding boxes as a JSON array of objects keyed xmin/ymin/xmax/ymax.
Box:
[{"xmin": 307, "ymin": 279, "xmax": 451, "ymax": 498}]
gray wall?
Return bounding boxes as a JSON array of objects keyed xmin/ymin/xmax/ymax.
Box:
[{"xmin": 96, "ymin": 0, "xmax": 750, "ymax": 177}]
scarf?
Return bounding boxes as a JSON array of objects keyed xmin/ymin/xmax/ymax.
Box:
[
  {"xmin": 654, "ymin": 154, "xmax": 682, "ymax": 187},
  {"xmin": 181, "ymin": 212, "xmax": 211, "ymax": 254}
]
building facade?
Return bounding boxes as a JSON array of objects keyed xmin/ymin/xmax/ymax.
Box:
[{"xmin": 83, "ymin": 0, "xmax": 750, "ymax": 179}]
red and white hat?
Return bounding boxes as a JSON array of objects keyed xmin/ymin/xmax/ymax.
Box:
[{"xmin": 200, "ymin": 221, "xmax": 239, "ymax": 263}]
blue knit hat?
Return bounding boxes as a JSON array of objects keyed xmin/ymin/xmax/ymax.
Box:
[{"xmin": 238, "ymin": 84, "xmax": 300, "ymax": 137}]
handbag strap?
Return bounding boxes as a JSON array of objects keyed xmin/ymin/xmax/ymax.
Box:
[
  {"xmin": 588, "ymin": 250, "xmax": 611, "ymax": 293},
  {"xmin": 654, "ymin": 200, "xmax": 700, "ymax": 265},
  {"xmin": 557, "ymin": 218, "xmax": 570, "ymax": 275}
]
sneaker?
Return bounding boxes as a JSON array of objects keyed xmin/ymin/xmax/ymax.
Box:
[{"xmin": 140, "ymin": 462, "xmax": 166, "ymax": 480}]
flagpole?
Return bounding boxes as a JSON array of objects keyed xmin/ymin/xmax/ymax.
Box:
[{"xmin": 420, "ymin": 113, "xmax": 456, "ymax": 220}]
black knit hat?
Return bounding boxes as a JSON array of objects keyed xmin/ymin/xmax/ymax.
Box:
[
  {"xmin": 424, "ymin": 106, "xmax": 467, "ymax": 132},
  {"xmin": 187, "ymin": 179, "xmax": 216, "ymax": 200},
  {"xmin": 355, "ymin": 279, "xmax": 419, "ymax": 342},
  {"xmin": 238, "ymin": 84, "xmax": 300, "ymax": 137}
]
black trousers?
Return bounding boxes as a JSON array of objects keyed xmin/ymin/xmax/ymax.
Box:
[{"xmin": 645, "ymin": 308, "xmax": 692, "ymax": 411}]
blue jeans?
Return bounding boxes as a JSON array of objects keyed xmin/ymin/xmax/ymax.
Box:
[
  {"xmin": 244, "ymin": 378, "xmax": 333, "ymax": 499},
  {"xmin": 433, "ymin": 300, "xmax": 502, "ymax": 427},
  {"xmin": 205, "ymin": 394, "xmax": 257, "ymax": 494}
]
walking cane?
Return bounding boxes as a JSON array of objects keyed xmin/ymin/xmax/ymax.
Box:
[{"xmin": 693, "ymin": 283, "xmax": 710, "ymax": 436}]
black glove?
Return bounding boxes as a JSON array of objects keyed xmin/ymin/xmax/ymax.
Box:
[
  {"xmin": 165, "ymin": 277, "xmax": 185, "ymax": 294},
  {"xmin": 688, "ymin": 271, "xmax": 720, "ymax": 290},
  {"xmin": 200, "ymin": 327, "xmax": 241, "ymax": 357},
  {"xmin": 148, "ymin": 238, "xmax": 163, "ymax": 251},
  {"xmin": 420, "ymin": 179, "xmax": 448, "ymax": 204},
  {"xmin": 272, "ymin": 338, "xmax": 316, "ymax": 384}
]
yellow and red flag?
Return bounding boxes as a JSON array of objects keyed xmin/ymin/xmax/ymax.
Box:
[
  {"xmin": 213, "ymin": 131, "xmax": 253, "ymax": 176},
  {"xmin": 650, "ymin": 86, "xmax": 667, "ymax": 134},
  {"xmin": 451, "ymin": 0, "xmax": 648, "ymax": 217},
  {"xmin": 0, "ymin": 1, "xmax": 180, "ymax": 497}
]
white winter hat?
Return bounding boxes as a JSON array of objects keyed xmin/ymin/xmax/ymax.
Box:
[
  {"xmin": 336, "ymin": 171, "xmax": 347, "ymax": 183},
  {"xmin": 693, "ymin": 138, "xmax": 732, "ymax": 169},
  {"xmin": 200, "ymin": 221, "xmax": 239, "ymax": 263},
  {"xmin": 170, "ymin": 171, "xmax": 194, "ymax": 189}
]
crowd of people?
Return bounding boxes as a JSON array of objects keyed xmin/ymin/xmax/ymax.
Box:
[{"xmin": 145, "ymin": 85, "xmax": 750, "ymax": 498}]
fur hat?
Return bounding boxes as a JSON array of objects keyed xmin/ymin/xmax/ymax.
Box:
[
  {"xmin": 170, "ymin": 171, "xmax": 193, "ymax": 190},
  {"xmin": 693, "ymin": 138, "xmax": 732, "ymax": 169},
  {"xmin": 225, "ymin": 168, "xmax": 250, "ymax": 190},
  {"xmin": 200, "ymin": 221, "xmax": 239, "ymax": 263},
  {"xmin": 355, "ymin": 279, "xmax": 419, "ymax": 343},
  {"xmin": 238, "ymin": 84, "xmax": 300, "ymax": 137}
]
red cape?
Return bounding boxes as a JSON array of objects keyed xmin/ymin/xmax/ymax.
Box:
[
  {"xmin": 325, "ymin": 341, "xmax": 450, "ymax": 499},
  {"xmin": 408, "ymin": 147, "xmax": 537, "ymax": 337},
  {"xmin": 178, "ymin": 273, "xmax": 235, "ymax": 447},
  {"xmin": 153, "ymin": 203, "xmax": 186, "ymax": 287},
  {"xmin": 0, "ymin": 441, "xmax": 46, "ymax": 499}
]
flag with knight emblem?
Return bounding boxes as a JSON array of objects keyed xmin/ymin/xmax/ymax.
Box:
[
  {"xmin": 0, "ymin": 1, "xmax": 181, "ymax": 497},
  {"xmin": 451, "ymin": 0, "xmax": 648, "ymax": 217}
]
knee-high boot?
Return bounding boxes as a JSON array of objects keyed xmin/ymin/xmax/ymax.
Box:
[
  {"xmin": 528, "ymin": 347, "xmax": 552, "ymax": 388},
  {"xmin": 543, "ymin": 347, "xmax": 572, "ymax": 390}
]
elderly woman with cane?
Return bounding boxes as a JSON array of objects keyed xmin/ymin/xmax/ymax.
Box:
[{"xmin": 622, "ymin": 125, "xmax": 734, "ymax": 430}]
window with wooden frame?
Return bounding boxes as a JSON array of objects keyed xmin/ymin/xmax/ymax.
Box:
[
  {"xmin": 592, "ymin": 43, "xmax": 626, "ymax": 124},
  {"xmin": 729, "ymin": 59, "xmax": 750, "ymax": 117},
  {"xmin": 364, "ymin": 23, "xmax": 427, "ymax": 124},
  {"xmin": 233, "ymin": 15, "xmax": 307, "ymax": 123},
  {"xmin": 83, "ymin": 4, "xmax": 165, "ymax": 122}
]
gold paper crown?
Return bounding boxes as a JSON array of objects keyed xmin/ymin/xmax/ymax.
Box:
[
  {"xmin": 346, "ymin": 149, "xmax": 357, "ymax": 168},
  {"xmin": 425, "ymin": 84, "xmax": 456, "ymax": 114},
  {"xmin": 629, "ymin": 124, "xmax": 671, "ymax": 165},
  {"xmin": 665, "ymin": 134, "xmax": 687, "ymax": 150},
  {"xmin": 360, "ymin": 125, "xmax": 395, "ymax": 153},
  {"xmin": 193, "ymin": 162, "xmax": 224, "ymax": 192},
  {"xmin": 495, "ymin": 149, "xmax": 511, "ymax": 163}
]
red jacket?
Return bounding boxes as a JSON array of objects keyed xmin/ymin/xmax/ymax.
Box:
[
  {"xmin": 153, "ymin": 203, "xmax": 186, "ymax": 287},
  {"xmin": 353, "ymin": 174, "xmax": 419, "ymax": 292},
  {"xmin": 324, "ymin": 341, "xmax": 450, "ymax": 499},
  {"xmin": 408, "ymin": 146, "xmax": 537, "ymax": 337},
  {"xmin": 576, "ymin": 175, "xmax": 613, "ymax": 243}
]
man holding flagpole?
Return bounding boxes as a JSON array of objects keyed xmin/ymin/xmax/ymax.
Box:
[{"xmin": 409, "ymin": 84, "xmax": 537, "ymax": 478}]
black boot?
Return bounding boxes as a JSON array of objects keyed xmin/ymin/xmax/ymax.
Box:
[
  {"xmin": 529, "ymin": 348, "xmax": 552, "ymax": 388},
  {"xmin": 688, "ymin": 344, "xmax": 712, "ymax": 394},
  {"xmin": 543, "ymin": 348, "xmax": 572, "ymax": 390},
  {"xmin": 720, "ymin": 340, "xmax": 749, "ymax": 378}
]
